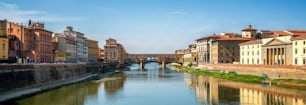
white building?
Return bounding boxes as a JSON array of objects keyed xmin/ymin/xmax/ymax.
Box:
[
  {"xmin": 63, "ymin": 26, "xmax": 88, "ymax": 63},
  {"xmin": 239, "ymin": 39, "xmax": 262, "ymax": 64}
]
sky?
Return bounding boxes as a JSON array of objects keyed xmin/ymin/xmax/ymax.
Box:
[{"xmin": 1, "ymin": 0, "xmax": 306, "ymax": 54}]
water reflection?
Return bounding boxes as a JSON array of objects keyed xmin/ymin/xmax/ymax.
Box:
[
  {"xmin": 185, "ymin": 75, "xmax": 306, "ymax": 105},
  {"xmin": 17, "ymin": 81, "xmax": 99, "ymax": 105}
]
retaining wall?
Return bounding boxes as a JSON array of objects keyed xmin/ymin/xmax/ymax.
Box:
[
  {"xmin": 0, "ymin": 64, "xmax": 99, "ymax": 92},
  {"xmin": 198, "ymin": 63, "xmax": 306, "ymax": 80}
]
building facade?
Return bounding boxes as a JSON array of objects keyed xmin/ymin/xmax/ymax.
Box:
[
  {"xmin": 292, "ymin": 35, "xmax": 306, "ymax": 65},
  {"xmin": 0, "ymin": 19, "xmax": 54, "ymax": 63},
  {"xmin": 98, "ymin": 48, "xmax": 105, "ymax": 62},
  {"xmin": 239, "ymin": 39, "xmax": 263, "ymax": 64},
  {"xmin": 211, "ymin": 37, "xmax": 249, "ymax": 64},
  {"xmin": 63, "ymin": 26, "xmax": 87, "ymax": 63},
  {"xmin": 86, "ymin": 38, "xmax": 99, "ymax": 63},
  {"xmin": 29, "ymin": 22, "xmax": 54, "ymax": 63},
  {"xmin": 240, "ymin": 30, "xmax": 306, "ymax": 65},
  {"xmin": 196, "ymin": 35, "xmax": 220, "ymax": 63},
  {"xmin": 0, "ymin": 20, "xmax": 9, "ymax": 63},
  {"xmin": 104, "ymin": 38, "xmax": 127, "ymax": 64}
]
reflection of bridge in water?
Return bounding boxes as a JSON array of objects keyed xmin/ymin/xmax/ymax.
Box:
[
  {"xmin": 127, "ymin": 54, "xmax": 183, "ymax": 70},
  {"xmin": 185, "ymin": 76, "xmax": 306, "ymax": 105}
]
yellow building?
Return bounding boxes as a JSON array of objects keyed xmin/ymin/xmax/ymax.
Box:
[
  {"xmin": 0, "ymin": 20, "xmax": 9, "ymax": 62},
  {"xmin": 55, "ymin": 51, "xmax": 67, "ymax": 63},
  {"xmin": 86, "ymin": 38, "xmax": 99, "ymax": 63},
  {"xmin": 291, "ymin": 35, "xmax": 306, "ymax": 65},
  {"xmin": 98, "ymin": 48, "xmax": 104, "ymax": 61}
]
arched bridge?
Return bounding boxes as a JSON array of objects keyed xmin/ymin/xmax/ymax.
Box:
[{"xmin": 127, "ymin": 54, "xmax": 184, "ymax": 70}]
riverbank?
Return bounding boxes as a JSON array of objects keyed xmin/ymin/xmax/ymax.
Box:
[
  {"xmin": 174, "ymin": 65, "xmax": 306, "ymax": 90},
  {"xmin": 0, "ymin": 63, "xmax": 122, "ymax": 103},
  {"xmin": 0, "ymin": 70, "xmax": 120, "ymax": 104}
]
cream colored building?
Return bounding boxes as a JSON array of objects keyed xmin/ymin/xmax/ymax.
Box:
[
  {"xmin": 240, "ymin": 30, "xmax": 306, "ymax": 65},
  {"xmin": 239, "ymin": 39, "xmax": 262, "ymax": 64},
  {"xmin": 104, "ymin": 38, "xmax": 127, "ymax": 64},
  {"xmin": 291, "ymin": 35, "xmax": 306, "ymax": 65}
]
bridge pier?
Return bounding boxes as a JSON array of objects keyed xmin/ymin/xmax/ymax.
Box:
[
  {"xmin": 161, "ymin": 60, "xmax": 165, "ymax": 70},
  {"xmin": 140, "ymin": 61, "xmax": 143, "ymax": 70}
]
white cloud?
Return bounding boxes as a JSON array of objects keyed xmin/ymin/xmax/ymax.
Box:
[{"xmin": 0, "ymin": 2, "xmax": 82, "ymax": 23}]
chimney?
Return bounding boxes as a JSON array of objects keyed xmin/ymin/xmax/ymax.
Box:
[{"xmin": 28, "ymin": 19, "xmax": 32, "ymax": 26}]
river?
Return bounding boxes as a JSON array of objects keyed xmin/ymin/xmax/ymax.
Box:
[{"xmin": 16, "ymin": 62, "xmax": 306, "ymax": 105}]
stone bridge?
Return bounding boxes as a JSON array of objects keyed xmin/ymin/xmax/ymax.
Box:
[{"xmin": 126, "ymin": 54, "xmax": 183, "ymax": 70}]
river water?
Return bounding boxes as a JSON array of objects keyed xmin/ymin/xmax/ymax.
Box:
[{"xmin": 16, "ymin": 63, "xmax": 306, "ymax": 105}]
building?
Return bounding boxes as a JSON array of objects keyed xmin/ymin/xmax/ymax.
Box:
[
  {"xmin": 240, "ymin": 30, "xmax": 306, "ymax": 65},
  {"xmin": 98, "ymin": 48, "xmax": 105, "ymax": 62},
  {"xmin": 195, "ymin": 34, "xmax": 220, "ymax": 63},
  {"xmin": 0, "ymin": 19, "xmax": 54, "ymax": 63},
  {"xmin": 239, "ymin": 39, "xmax": 263, "ymax": 64},
  {"xmin": 196, "ymin": 31, "xmax": 250, "ymax": 64},
  {"xmin": 86, "ymin": 38, "xmax": 99, "ymax": 63},
  {"xmin": 104, "ymin": 38, "xmax": 127, "ymax": 64},
  {"xmin": 211, "ymin": 35, "xmax": 250, "ymax": 64},
  {"xmin": 63, "ymin": 26, "xmax": 87, "ymax": 63},
  {"xmin": 291, "ymin": 35, "xmax": 306, "ymax": 65},
  {"xmin": 241, "ymin": 25, "xmax": 258, "ymax": 39},
  {"xmin": 0, "ymin": 20, "xmax": 9, "ymax": 63},
  {"xmin": 28, "ymin": 22, "xmax": 54, "ymax": 63}
]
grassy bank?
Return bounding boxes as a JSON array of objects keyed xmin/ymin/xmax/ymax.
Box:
[
  {"xmin": 174, "ymin": 65, "xmax": 306, "ymax": 90},
  {"xmin": 174, "ymin": 65, "xmax": 266, "ymax": 84}
]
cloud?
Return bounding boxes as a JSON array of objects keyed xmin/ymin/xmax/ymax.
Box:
[
  {"xmin": 168, "ymin": 11, "xmax": 187, "ymax": 15},
  {"xmin": 0, "ymin": 2, "xmax": 82, "ymax": 23}
]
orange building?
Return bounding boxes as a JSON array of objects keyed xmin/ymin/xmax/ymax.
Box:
[
  {"xmin": 0, "ymin": 19, "xmax": 54, "ymax": 63},
  {"xmin": 27, "ymin": 22, "xmax": 54, "ymax": 63}
]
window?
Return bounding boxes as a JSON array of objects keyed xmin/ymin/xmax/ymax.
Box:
[
  {"xmin": 304, "ymin": 41, "xmax": 306, "ymax": 45},
  {"xmin": 295, "ymin": 42, "xmax": 298, "ymax": 45},
  {"xmin": 2, "ymin": 43, "xmax": 5, "ymax": 51},
  {"xmin": 304, "ymin": 48, "xmax": 306, "ymax": 54},
  {"xmin": 295, "ymin": 48, "xmax": 298, "ymax": 54},
  {"xmin": 257, "ymin": 59, "xmax": 259, "ymax": 64},
  {"xmin": 242, "ymin": 51, "xmax": 244, "ymax": 56},
  {"xmin": 257, "ymin": 51, "xmax": 259, "ymax": 55},
  {"xmin": 303, "ymin": 58, "xmax": 306, "ymax": 65},
  {"xmin": 295, "ymin": 58, "xmax": 298, "ymax": 65}
]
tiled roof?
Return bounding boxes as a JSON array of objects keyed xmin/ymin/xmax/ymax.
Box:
[
  {"xmin": 195, "ymin": 34, "xmax": 220, "ymax": 41},
  {"xmin": 242, "ymin": 25, "xmax": 257, "ymax": 31},
  {"xmin": 216, "ymin": 37, "xmax": 250, "ymax": 41},
  {"xmin": 239, "ymin": 39, "xmax": 262, "ymax": 45},
  {"xmin": 242, "ymin": 27, "xmax": 257, "ymax": 31},
  {"xmin": 272, "ymin": 31, "xmax": 291, "ymax": 36},
  {"xmin": 291, "ymin": 34, "xmax": 306, "ymax": 40}
]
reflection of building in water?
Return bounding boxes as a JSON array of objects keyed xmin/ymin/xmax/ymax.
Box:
[
  {"xmin": 104, "ymin": 73, "xmax": 126, "ymax": 95},
  {"xmin": 185, "ymin": 76, "xmax": 219, "ymax": 105},
  {"xmin": 240, "ymin": 88, "xmax": 306, "ymax": 105},
  {"xmin": 185, "ymin": 76, "xmax": 306, "ymax": 105},
  {"xmin": 17, "ymin": 82, "xmax": 89, "ymax": 105}
]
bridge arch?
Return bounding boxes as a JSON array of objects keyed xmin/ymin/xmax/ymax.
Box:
[{"xmin": 127, "ymin": 54, "xmax": 183, "ymax": 70}]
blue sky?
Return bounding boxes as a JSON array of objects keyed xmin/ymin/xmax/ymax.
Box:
[{"xmin": 1, "ymin": 0, "xmax": 306, "ymax": 53}]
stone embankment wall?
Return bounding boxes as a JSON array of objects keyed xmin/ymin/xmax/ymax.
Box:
[
  {"xmin": 198, "ymin": 63, "xmax": 306, "ymax": 80},
  {"xmin": 0, "ymin": 64, "xmax": 99, "ymax": 92}
]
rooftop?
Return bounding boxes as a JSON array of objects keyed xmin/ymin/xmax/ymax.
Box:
[{"xmin": 239, "ymin": 39, "xmax": 262, "ymax": 45}]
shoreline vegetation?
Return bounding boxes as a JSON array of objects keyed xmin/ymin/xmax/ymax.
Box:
[{"xmin": 173, "ymin": 65, "xmax": 306, "ymax": 90}]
